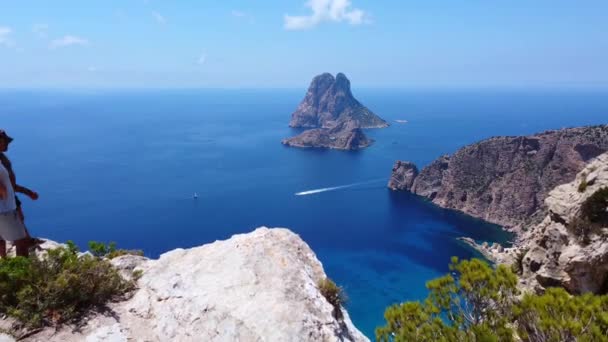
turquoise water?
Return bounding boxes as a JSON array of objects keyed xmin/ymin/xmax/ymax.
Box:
[{"xmin": 1, "ymin": 88, "xmax": 607, "ymax": 337}]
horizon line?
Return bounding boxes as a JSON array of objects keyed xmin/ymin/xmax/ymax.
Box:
[{"xmin": 2, "ymin": 83, "xmax": 608, "ymax": 92}]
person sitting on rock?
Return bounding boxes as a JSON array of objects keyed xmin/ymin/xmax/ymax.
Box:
[{"xmin": 0, "ymin": 130, "xmax": 39, "ymax": 257}]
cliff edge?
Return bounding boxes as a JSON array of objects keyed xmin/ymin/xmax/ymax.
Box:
[
  {"xmin": 390, "ymin": 125, "xmax": 608, "ymax": 230},
  {"xmin": 468, "ymin": 153, "xmax": 608, "ymax": 294},
  {"xmin": 1, "ymin": 228, "xmax": 368, "ymax": 342}
]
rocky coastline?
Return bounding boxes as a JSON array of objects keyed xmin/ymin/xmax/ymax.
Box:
[
  {"xmin": 389, "ymin": 125, "xmax": 608, "ymax": 295},
  {"xmin": 282, "ymin": 122, "xmax": 373, "ymax": 150},
  {"xmin": 461, "ymin": 153, "xmax": 608, "ymax": 294},
  {"xmin": 390, "ymin": 125, "xmax": 608, "ymax": 231}
]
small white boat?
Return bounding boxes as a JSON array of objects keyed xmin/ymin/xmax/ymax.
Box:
[
  {"xmin": 193, "ymin": 192, "xmax": 199, "ymax": 199},
  {"xmin": 395, "ymin": 119, "xmax": 408, "ymax": 124}
]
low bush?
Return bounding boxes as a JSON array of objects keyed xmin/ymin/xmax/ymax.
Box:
[
  {"xmin": 578, "ymin": 178, "xmax": 588, "ymax": 193},
  {"xmin": 580, "ymin": 187, "xmax": 608, "ymax": 226},
  {"xmin": 377, "ymin": 257, "xmax": 608, "ymax": 342},
  {"xmin": 0, "ymin": 242, "xmax": 136, "ymax": 329},
  {"xmin": 88, "ymin": 241, "xmax": 144, "ymax": 259},
  {"xmin": 318, "ymin": 278, "xmax": 347, "ymax": 320},
  {"xmin": 513, "ymin": 287, "xmax": 608, "ymax": 342},
  {"xmin": 511, "ymin": 248, "xmax": 528, "ymax": 275},
  {"xmin": 567, "ymin": 187, "xmax": 608, "ymax": 244},
  {"xmin": 377, "ymin": 257, "xmax": 518, "ymax": 341}
]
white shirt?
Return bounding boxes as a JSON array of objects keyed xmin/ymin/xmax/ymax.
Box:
[{"xmin": 0, "ymin": 163, "xmax": 16, "ymax": 213}]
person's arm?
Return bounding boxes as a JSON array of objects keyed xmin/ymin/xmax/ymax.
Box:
[{"xmin": 15, "ymin": 184, "xmax": 38, "ymax": 200}]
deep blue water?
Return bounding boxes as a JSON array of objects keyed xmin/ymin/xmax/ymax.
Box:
[{"xmin": 1, "ymin": 88, "xmax": 607, "ymax": 338}]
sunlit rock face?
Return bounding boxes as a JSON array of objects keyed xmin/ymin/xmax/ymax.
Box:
[
  {"xmin": 289, "ymin": 73, "xmax": 387, "ymax": 129},
  {"xmin": 3, "ymin": 228, "xmax": 368, "ymax": 342},
  {"xmin": 394, "ymin": 125, "xmax": 608, "ymax": 231}
]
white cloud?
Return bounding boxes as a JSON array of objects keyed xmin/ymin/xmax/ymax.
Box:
[
  {"xmin": 32, "ymin": 23, "xmax": 49, "ymax": 38},
  {"xmin": 152, "ymin": 11, "xmax": 167, "ymax": 25},
  {"xmin": 284, "ymin": 0, "xmax": 368, "ymax": 30},
  {"xmin": 0, "ymin": 26, "xmax": 14, "ymax": 47},
  {"xmin": 197, "ymin": 53, "xmax": 207, "ymax": 65},
  {"xmin": 231, "ymin": 10, "xmax": 255, "ymax": 24},
  {"xmin": 50, "ymin": 35, "xmax": 89, "ymax": 49}
]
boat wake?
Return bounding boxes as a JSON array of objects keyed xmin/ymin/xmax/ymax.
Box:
[{"xmin": 295, "ymin": 179, "xmax": 385, "ymax": 196}]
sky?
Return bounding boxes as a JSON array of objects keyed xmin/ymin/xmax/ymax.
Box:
[{"xmin": 0, "ymin": 0, "xmax": 607, "ymax": 89}]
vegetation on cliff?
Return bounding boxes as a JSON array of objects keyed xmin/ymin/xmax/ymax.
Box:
[
  {"xmin": 580, "ymin": 187, "xmax": 608, "ymax": 226},
  {"xmin": 318, "ymin": 277, "xmax": 347, "ymax": 320},
  {"xmin": 0, "ymin": 242, "xmax": 138, "ymax": 329},
  {"xmin": 391, "ymin": 125, "xmax": 608, "ymax": 230},
  {"xmin": 377, "ymin": 257, "xmax": 608, "ymax": 342},
  {"xmin": 88, "ymin": 241, "xmax": 144, "ymax": 259},
  {"xmin": 567, "ymin": 187, "xmax": 608, "ymax": 245}
]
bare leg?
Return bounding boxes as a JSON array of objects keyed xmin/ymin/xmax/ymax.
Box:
[
  {"xmin": 16, "ymin": 208, "xmax": 35, "ymax": 256},
  {"xmin": 14, "ymin": 238, "xmax": 29, "ymax": 257},
  {"xmin": 0, "ymin": 240, "xmax": 6, "ymax": 258}
]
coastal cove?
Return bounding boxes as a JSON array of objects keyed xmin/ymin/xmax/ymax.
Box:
[{"xmin": 2, "ymin": 88, "xmax": 608, "ymax": 337}]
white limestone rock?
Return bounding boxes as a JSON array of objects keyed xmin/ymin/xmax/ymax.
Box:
[
  {"xmin": 473, "ymin": 153, "xmax": 608, "ymax": 294},
  {"xmin": 0, "ymin": 334, "xmax": 15, "ymax": 342},
  {"xmin": 13, "ymin": 227, "xmax": 368, "ymax": 342}
]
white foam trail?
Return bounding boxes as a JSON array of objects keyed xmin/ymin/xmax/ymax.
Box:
[
  {"xmin": 295, "ymin": 179, "xmax": 385, "ymax": 196},
  {"xmin": 296, "ymin": 185, "xmax": 352, "ymax": 196}
]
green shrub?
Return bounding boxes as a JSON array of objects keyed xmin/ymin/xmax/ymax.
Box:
[
  {"xmin": 318, "ymin": 278, "xmax": 347, "ymax": 320},
  {"xmin": 377, "ymin": 257, "xmax": 518, "ymax": 342},
  {"xmin": 88, "ymin": 241, "xmax": 144, "ymax": 259},
  {"xmin": 0, "ymin": 242, "xmax": 136, "ymax": 329},
  {"xmin": 580, "ymin": 187, "xmax": 608, "ymax": 226},
  {"xmin": 567, "ymin": 187, "xmax": 608, "ymax": 244},
  {"xmin": 511, "ymin": 248, "xmax": 528, "ymax": 275},
  {"xmin": 578, "ymin": 178, "xmax": 588, "ymax": 193},
  {"xmin": 377, "ymin": 258, "xmax": 608, "ymax": 342},
  {"xmin": 513, "ymin": 287, "xmax": 608, "ymax": 342}
]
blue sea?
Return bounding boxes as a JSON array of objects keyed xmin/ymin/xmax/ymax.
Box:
[{"xmin": 1, "ymin": 88, "xmax": 607, "ymax": 338}]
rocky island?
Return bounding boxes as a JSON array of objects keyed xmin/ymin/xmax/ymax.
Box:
[
  {"xmin": 282, "ymin": 121, "xmax": 372, "ymax": 150},
  {"xmin": 283, "ymin": 73, "xmax": 387, "ymax": 150}
]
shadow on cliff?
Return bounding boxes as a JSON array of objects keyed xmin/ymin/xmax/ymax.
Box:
[{"xmin": 383, "ymin": 190, "xmax": 514, "ymax": 274}]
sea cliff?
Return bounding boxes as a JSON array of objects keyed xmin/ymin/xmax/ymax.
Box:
[
  {"xmin": 283, "ymin": 73, "xmax": 387, "ymax": 150},
  {"xmin": 464, "ymin": 153, "xmax": 608, "ymax": 294},
  {"xmin": 288, "ymin": 73, "xmax": 387, "ymax": 130},
  {"xmin": 390, "ymin": 125, "xmax": 608, "ymax": 231},
  {"xmin": 389, "ymin": 125, "xmax": 608, "ymax": 295},
  {"xmin": 0, "ymin": 228, "xmax": 368, "ymax": 342}
]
